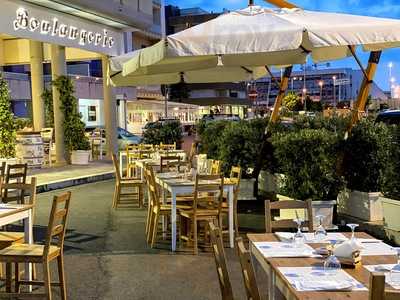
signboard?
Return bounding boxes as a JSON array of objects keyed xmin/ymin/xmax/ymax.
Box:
[
  {"xmin": 334, "ymin": 78, "xmax": 351, "ymax": 86},
  {"xmin": 0, "ymin": 0, "xmax": 124, "ymax": 56}
]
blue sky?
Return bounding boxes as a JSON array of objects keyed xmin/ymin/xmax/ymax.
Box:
[{"xmin": 165, "ymin": 0, "xmax": 400, "ymax": 91}]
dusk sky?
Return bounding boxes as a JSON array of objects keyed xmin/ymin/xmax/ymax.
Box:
[{"xmin": 165, "ymin": 0, "xmax": 400, "ymax": 91}]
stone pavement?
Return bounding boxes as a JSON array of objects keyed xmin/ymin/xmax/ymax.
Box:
[{"xmin": 31, "ymin": 180, "xmax": 267, "ymax": 300}]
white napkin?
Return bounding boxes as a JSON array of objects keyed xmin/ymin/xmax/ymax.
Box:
[
  {"xmin": 295, "ymin": 280, "xmax": 354, "ymax": 291},
  {"xmin": 333, "ymin": 239, "xmax": 363, "ymax": 258}
]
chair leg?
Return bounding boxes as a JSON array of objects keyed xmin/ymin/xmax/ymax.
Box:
[
  {"xmin": 115, "ymin": 184, "xmax": 121, "ymax": 208},
  {"xmin": 193, "ymin": 218, "xmax": 198, "ymax": 255},
  {"xmin": 139, "ymin": 185, "xmax": 143, "ymax": 208},
  {"xmin": 146, "ymin": 208, "xmax": 154, "ymax": 244},
  {"xmin": 5, "ymin": 263, "xmax": 11, "ymax": 293},
  {"xmin": 145, "ymin": 202, "xmax": 151, "ymax": 235},
  {"xmin": 57, "ymin": 255, "xmax": 67, "ymax": 300},
  {"xmin": 112, "ymin": 184, "xmax": 118, "ymax": 208},
  {"xmin": 43, "ymin": 260, "xmax": 52, "ymax": 300},
  {"xmin": 14, "ymin": 263, "xmax": 20, "ymax": 293},
  {"xmin": 151, "ymin": 212, "xmax": 159, "ymax": 248}
]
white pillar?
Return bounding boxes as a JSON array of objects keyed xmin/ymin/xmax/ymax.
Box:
[
  {"xmin": 102, "ymin": 55, "xmax": 118, "ymax": 157},
  {"xmin": 51, "ymin": 45, "xmax": 67, "ymax": 165},
  {"xmin": 30, "ymin": 41, "xmax": 45, "ymax": 131}
]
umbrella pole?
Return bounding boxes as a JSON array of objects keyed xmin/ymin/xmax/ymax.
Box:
[
  {"xmin": 347, "ymin": 51, "xmax": 382, "ymax": 132},
  {"xmin": 269, "ymin": 66, "xmax": 293, "ymax": 126}
]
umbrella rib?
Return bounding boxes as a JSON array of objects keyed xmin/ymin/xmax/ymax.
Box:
[
  {"xmin": 265, "ymin": 66, "xmax": 281, "ymax": 89},
  {"xmin": 347, "ymin": 45, "xmax": 371, "ymax": 83},
  {"xmin": 241, "ymin": 66, "xmax": 253, "ymax": 74},
  {"xmin": 110, "ymin": 71, "xmax": 122, "ymax": 78}
]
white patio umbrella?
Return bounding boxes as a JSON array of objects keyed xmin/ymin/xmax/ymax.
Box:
[{"xmin": 110, "ymin": 6, "xmax": 400, "ymax": 86}]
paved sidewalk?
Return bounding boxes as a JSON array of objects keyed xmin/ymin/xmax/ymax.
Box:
[{"xmin": 30, "ymin": 180, "xmax": 267, "ymax": 299}]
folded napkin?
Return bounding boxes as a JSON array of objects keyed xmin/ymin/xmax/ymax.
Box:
[
  {"xmin": 333, "ymin": 239, "xmax": 363, "ymax": 258},
  {"xmin": 295, "ymin": 280, "xmax": 354, "ymax": 291}
]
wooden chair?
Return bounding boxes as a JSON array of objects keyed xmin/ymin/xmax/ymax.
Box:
[
  {"xmin": 126, "ymin": 144, "xmax": 141, "ymax": 178},
  {"xmin": 160, "ymin": 155, "xmax": 181, "ymax": 173},
  {"xmin": 236, "ymin": 237, "xmax": 261, "ymax": 300},
  {"xmin": 0, "ymin": 177, "xmax": 37, "ymax": 283},
  {"xmin": 0, "ymin": 192, "xmax": 71, "ymax": 300},
  {"xmin": 3, "ymin": 164, "xmax": 28, "ymax": 203},
  {"xmin": 0, "ymin": 162, "xmax": 5, "ymax": 178},
  {"xmin": 220, "ymin": 166, "xmax": 242, "ymax": 237},
  {"xmin": 179, "ymin": 174, "xmax": 224, "ymax": 254},
  {"xmin": 265, "ymin": 199, "xmax": 314, "ymax": 233},
  {"xmin": 369, "ymin": 272, "xmax": 400, "ymax": 300},
  {"xmin": 160, "ymin": 142, "xmax": 176, "ymax": 151},
  {"xmin": 145, "ymin": 165, "xmax": 191, "ymax": 247},
  {"xmin": 41, "ymin": 128, "xmax": 54, "ymax": 166},
  {"xmin": 112, "ymin": 154, "xmax": 143, "ymax": 208},
  {"xmin": 209, "ymin": 222, "xmax": 234, "ymax": 300},
  {"xmin": 210, "ymin": 160, "xmax": 221, "ymax": 175}
]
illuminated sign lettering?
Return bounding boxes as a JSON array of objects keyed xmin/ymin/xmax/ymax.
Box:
[{"xmin": 13, "ymin": 8, "xmax": 115, "ymax": 49}]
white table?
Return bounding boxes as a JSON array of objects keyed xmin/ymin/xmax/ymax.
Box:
[
  {"xmin": 0, "ymin": 204, "xmax": 33, "ymax": 290},
  {"xmin": 119, "ymin": 150, "xmax": 187, "ymax": 177},
  {"xmin": 154, "ymin": 175, "xmax": 235, "ymax": 251}
]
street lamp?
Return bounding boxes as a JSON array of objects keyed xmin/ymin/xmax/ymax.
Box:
[
  {"xmin": 302, "ymin": 88, "xmax": 307, "ymax": 110},
  {"xmin": 333, "ymin": 76, "xmax": 337, "ymax": 107},
  {"xmin": 319, "ymin": 80, "xmax": 324, "ymax": 100},
  {"xmin": 291, "ymin": 77, "xmax": 297, "ymax": 91}
]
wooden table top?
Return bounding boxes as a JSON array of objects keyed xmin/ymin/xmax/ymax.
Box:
[{"xmin": 248, "ymin": 232, "xmax": 398, "ymax": 300}]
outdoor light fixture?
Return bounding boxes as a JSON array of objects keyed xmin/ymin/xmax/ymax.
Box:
[
  {"xmin": 319, "ymin": 81, "xmax": 324, "ymax": 87},
  {"xmin": 302, "ymin": 88, "xmax": 307, "ymax": 94}
]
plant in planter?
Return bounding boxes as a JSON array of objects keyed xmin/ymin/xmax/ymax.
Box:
[
  {"xmin": 0, "ymin": 73, "xmax": 16, "ymax": 160},
  {"xmin": 197, "ymin": 120, "xmax": 228, "ymax": 159},
  {"xmin": 52, "ymin": 76, "xmax": 90, "ymax": 165},
  {"xmin": 379, "ymin": 125, "xmax": 400, "ymax": 233},
  {"xmin": 339, "ymin": 119, "xmax": 389, "ymax": 221},
  {"xmin": 272, "ymin": 128, "xmax": 345, "ymax": 228},
  {"xmin": 143, "ymin": 120, "xmax": 183, "ymax": 148}
]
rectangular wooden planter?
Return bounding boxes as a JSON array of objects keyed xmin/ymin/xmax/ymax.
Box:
[{"xmin": 337, "ymin": 190, "xmax": 383, "ymax": 222}]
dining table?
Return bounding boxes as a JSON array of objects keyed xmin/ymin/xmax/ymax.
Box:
[
  {"xmin": 248, "ymin": 232, "xmax": 399, "ymax": 300},
  {"xmin": 0, "ymin": 204, "xmax": 34, "ymax": 290},
  {"xmin": 155, "ymin": 172, "xmax": 236, "ymax": 251}
]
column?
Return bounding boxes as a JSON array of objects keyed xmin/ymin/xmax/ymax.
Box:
[
  {"xmin": 51, "ymin": 45, "xmax": 67, "ymax": 165},
  {"xmin": 29, "ymin": 41, "xmax": 45, "ymax": 131},
  {"xmin": 102, "ymin": 55, "xmax": 118, "ymax": 157}
]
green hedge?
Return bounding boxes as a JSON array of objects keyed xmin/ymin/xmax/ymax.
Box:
[
  {"xmin": 143, "ymin": 121, "xmax": 183, "ymax": 148},
  {"xmin": 272, "ymin": 128, "xmax": 344, "ymax": 201}
]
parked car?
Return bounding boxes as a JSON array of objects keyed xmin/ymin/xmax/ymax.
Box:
[
  {"xmin": 376, "ymin": 110, "xmax": 400, "ymax": 125},
  {"xmin": 201, "ymin": 114, "xmax": 241, "ymax": 122},
  {"xmin": 88, "ymin": 127, "xmax": 142, "ymax": 149}
]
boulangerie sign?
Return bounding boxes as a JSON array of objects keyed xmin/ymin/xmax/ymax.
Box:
[{"xmin": 1, "ymin": 0, "xmax": 123, "ymax": 56}]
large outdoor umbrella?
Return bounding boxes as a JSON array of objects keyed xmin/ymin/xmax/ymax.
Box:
[{"xmin": 110, "ymin": 5, "xmax": 400, "ymax": 86}]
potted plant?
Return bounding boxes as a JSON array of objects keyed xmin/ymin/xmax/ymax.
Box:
[
  {"xmin": 52, "ymin": 76, "xmax": 90, "ymax": 165},
  {"xmin": 0, "ymin": 73, "xmax": 17, "ymax": 165},
  {"xmin": 338, "ymin": 119, "xmax": 389, "ymax": 221},
  {"xmin": 379, "ymin": 125, "xmax": 400, "ymax": 236},
  {"xmin": 272, "ymin": 128, "xmax": 345, "ymax": 229}
]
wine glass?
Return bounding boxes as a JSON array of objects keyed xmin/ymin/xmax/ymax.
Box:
[
  {"xmin": 323, "ymin": 240, "xmax": 341, "ymax": 275},
  {"xmin": 390, "ymin": 247, "xmax": 400, "ymax": 285},
  {"xmin": 347, "ymin": 223, "xmax": 359, "ymax": 242},
  {"xmin": 314, "ymin": 215, "xmax": 327, "ymax": 242},
  {"xmin": 293, "ymin": 218, "xmax": 305, "ymax": 247}
]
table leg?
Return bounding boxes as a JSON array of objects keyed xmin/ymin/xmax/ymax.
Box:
[
  {"xmin": 162, "ymin": 186, "xmax": 167, "ymax": 240},
  {"xmin": 171, "ymin": 190, "xmax": 177, "ymax": 252},
  {"xmin": 228, "ymin": 186, "xmax": 234, "ymax": 248},
  {"xmin": 119, "ymin": 152, "xmax": 123, "ymax": 177},
  {"xmin": 24, "ymin": 209, "xmax": 33, "ymax": 292}
]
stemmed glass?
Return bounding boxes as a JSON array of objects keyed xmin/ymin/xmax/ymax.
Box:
[
  {"xmin": 347, "ymin": 223, "xmax": 359, "ymax": 242},
  {"xmin": 390, "ymin": 247, "xmax": 400, "ymax": 285},
  {"xmin": 314, "ymin": 215, "xmax": 327, "ymax": 242},
  {"xmin": 293, "ymin": 218, "xmax": 305, "ymax": 247},
  {"xmin": 323, "ymin": 240, "xmax": 341, "ymax": 275}
]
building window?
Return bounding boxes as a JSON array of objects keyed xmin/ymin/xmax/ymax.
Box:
[{"xmin": 88, "ymin": 106, "xmax": 97, "ymax": 122}]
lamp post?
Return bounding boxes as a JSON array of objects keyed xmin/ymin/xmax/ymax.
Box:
[
  {"xmin": 333, "ymin": 76, "xmax": 337, "ymax": 107},
  {"xmin": 319, "ymin": 80, "xmax": 324, "ymax": 101},
  {"xmin": 389, "ymin": 62, "xmax": 393, "ymax": 97},
  {"xmin": 302, "ymin": 88, "xmax": 307, "ymax": 111},
  {"xmin": 291, "ymin": 77, "xmax": 297, "ymax": 91}
]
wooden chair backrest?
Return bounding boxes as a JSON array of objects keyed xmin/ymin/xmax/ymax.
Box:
[
  {"xmin": 140, "ymin": 144, "xmax": 155, "ymax": 151},
  {"xmin": 229, "ymin": 166, "xmax": 241, "ymax": 186},
  {"xmin": 0, "ymin": 162, "xmax": 5, "ymax": 178},
  {"xmin": 188, "ymin": 142, "xmax": 197, "ymax": 168},
  {"xmin": 210, "ymin": 160, "xmax": 221, "ymax": 175},
  {"xmin": 193, "ymin": 174, "xmax": 224, "ymax": 214},
  {"xmin": 265, "ymin": 199, "xmax": 314, "ymax": 233},
  {"xmin": 160, "ymin": 155, "xmax": 181, "ymax": 173},
  {"xmin": 209, "ymin": 222, "xmax": 234, "ymax": 300},
  {"xmin": 159, "ymin": 142, "xmax": 176, "ymax": 151},
  {"xmin": 44, "ymin": 192, "xmax": 72, "ymax": 258},
  {"xmin": 369, "ymin": 272, "xmax": 400, "ymax": 300},
  {"xmin": 144, "ymin": 166, "xmax": 159, "ymax": 210},
  {"xmin": 5, "ymin": 163, "xmax": 27, "ymax": 183},
  {"xmin": 111, "ymin": 154, "xmax": 122, "ymax": 182},
  {"xmin": 0, "ymin": 177, "xmax": 37, "ymax": 208},
  {"xmin": 236, "ymin": 237, "xmax": 261, "ymax": 300}
]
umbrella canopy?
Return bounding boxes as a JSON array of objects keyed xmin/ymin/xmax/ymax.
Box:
[{"xmin": 110, "ymin": 6, "xmax": 400, "ymax": 86}]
